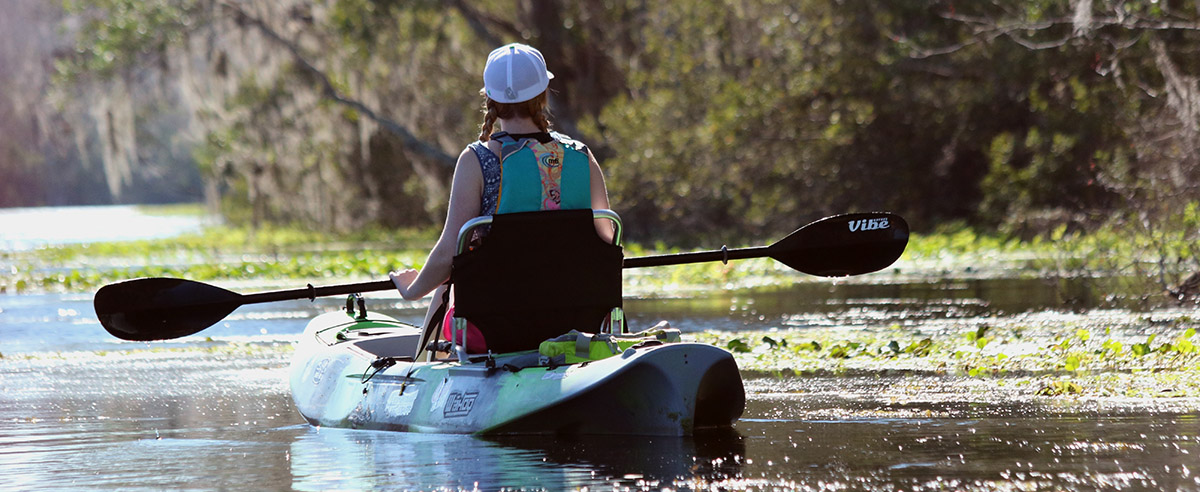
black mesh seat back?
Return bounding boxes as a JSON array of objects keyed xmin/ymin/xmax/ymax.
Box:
[{"xmin": 451, "ymin": 209, "xmax": 623, "ymax": 354}]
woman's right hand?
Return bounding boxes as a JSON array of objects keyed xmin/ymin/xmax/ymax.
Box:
[{"xmin": 388, "ymin": 269, "xmax": 420, "ymax": 300}]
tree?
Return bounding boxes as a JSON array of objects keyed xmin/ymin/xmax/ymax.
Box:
[
  {"xmin": 49, "ymin": 0, "xmax": 1199, "ymax": 260},
  {"xmin": 944, "ymin": 0, "xmax": 1197, "ymax": 286},
  {"xmin": 56, "ymin": 0, "xmax": 641, "ymax": 230}
]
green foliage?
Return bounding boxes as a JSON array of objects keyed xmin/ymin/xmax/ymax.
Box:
[
  {"xmin": 827, "ymin": 342, "xmax": 860, "ymax": 359},
  {"xmin": 726, "ymin": 339, "xmax": 752, "ymax": 353},
  {"xmin": 1063, "ymin": 353, "xmax": 1082, "ymax": 372},
  {"xmin": 1037, "ymin": 381, "xmax": 1083, "ymax": 396},
  {"xmin": 1132, "ymin": 335, "xmax": 1157, "ymax": 357},
  {"xmin": 904, "ymin": 225, "xmax": 1022, "ymax": 258},
  {"xmin": 795, "ymin": 340, "xmax": 822, "ymax": 352},
  {"xmin": 1, "ymin": 217, "xmax": 440, "ymax": 293},
  {"xmin": 40, "ymin": 0, "xmax": 1200, "ymax": 254},
  {"xmin": 57, "ymin": 0, "xmax": 195, "ymax": 82},
  {"xmin": 761, "ymin": 336, "xmax": 785, "ymax": 349},
  {"xmin": 966, "ymin": 325, "xmax": 991, "ymax": 350},
  {"xmin": 697, "ymin": 317, "xmax": 1200, "ymax": 397},
  {"xmin": 905, "ymin": 338, "xmax": 934, "ymax": 357}
]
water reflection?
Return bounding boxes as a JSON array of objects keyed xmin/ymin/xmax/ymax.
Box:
[
  {"xmin": 624, "ymin": 275, "xmax": 1158, "ymax": 335},
  {"xmin": 289, "ymin": 427, "xmax": 745, "ymax": 490},
  {"xmin": 0, "ymin": 205, "xmax": 211, "ymax": 251},
  {"xmin": 734, "ymin": 389, "xmax": 1200, "ymax": 490},
  {"xmin": 4, "ymin": 339, "xmax": 1200, "ymax": 490}
]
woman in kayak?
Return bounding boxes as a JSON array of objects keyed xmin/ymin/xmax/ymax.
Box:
[{"xmin": 388, "ymin": 43, "xmax": 613, "ymax": 354}]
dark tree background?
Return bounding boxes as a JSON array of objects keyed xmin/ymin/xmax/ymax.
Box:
[{"xmin": 2, "ymin": 0, "xmax": 1198, "ymax": 246}]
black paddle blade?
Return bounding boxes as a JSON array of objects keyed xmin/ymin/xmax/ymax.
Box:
[
  {"xmin": 94, "ymin": 277, "xmax": 244, "ymax": 341},
  {"xmin": 770, "ymin": 212, "xmax": 909, "ymax": 277}
]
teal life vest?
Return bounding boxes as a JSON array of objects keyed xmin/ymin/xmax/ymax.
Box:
[{"xmin": 490, "ymin": 131, "xmax": 591, "ymax": 214}]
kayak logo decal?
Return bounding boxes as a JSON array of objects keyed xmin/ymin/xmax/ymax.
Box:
[
  {"xmin": 386, "ymin": 388, "xmax": 419, "ymax": 417},
  {"xmin": 443, "ymin": 391, "xmax": 479, "ymax": 418},
  {"xmin": 848, "ymin": 217, "xmax": 889, "ymax": 232},
  {"xmin": 311, "ymin": 358, "xmax": 331, "ymax": 385}
]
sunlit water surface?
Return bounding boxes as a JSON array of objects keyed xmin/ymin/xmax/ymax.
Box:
[
  {"xmin": 3, "ymin": 339, "xmax": 1198, "ymax": 490},
  {"xmin": 0, "ymin": 205, "xmax": 210, "ymax": 251},
  {"xmin": 2, "ymin": 206, "xmax": 1199, "ymax": 490}
]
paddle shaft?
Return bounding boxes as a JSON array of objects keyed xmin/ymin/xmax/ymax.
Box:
[
  {"xmin": 176, "ymin": 216, "xmax": 888, "ymax": 305},
  {"xmin": 623, "ymin": 245, "xmax": 769, "ymax": 268},
  {"xmin": 227, "ymin": 232, "xmax": 873, "ymax": 304},
  {"xmin": 195, "ymin": 246, "xmax": 758, "ymax": 308},
  {"xmin": 234, "ymin": 249, "xmax": 766, "ymax": 305},
  {"xmin": 240, "ymin": 279, "xmax": 395, "ymax": 305}
]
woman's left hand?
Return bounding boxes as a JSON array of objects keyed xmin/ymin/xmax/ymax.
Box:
[{"xmin": 388, "ymin": 269, "xmax": 420, "ymax": 300}]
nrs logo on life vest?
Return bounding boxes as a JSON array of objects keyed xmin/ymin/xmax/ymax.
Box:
[{"xmin": 848, "ymin": 217, "xmax": 889, "ymax": 232}]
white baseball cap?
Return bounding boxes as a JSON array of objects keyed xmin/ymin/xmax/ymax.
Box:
[{"xmin": 483, "ymin": 43, "xmax": 554, "ymax": 104}]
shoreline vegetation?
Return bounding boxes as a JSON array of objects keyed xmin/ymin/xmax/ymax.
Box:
[
  {"xmin": 0, "ymin": 225, "xmax": 1021, "ymax": 294},
  {"xmin": 6, "ymin": 313, "xmax": 1199, "ymax": 402},
  {"xmin": 5, "ymin": 205, "xmax": 1200, "ymax": 403},
  {"xmin": 709, "ymin": 317, "xmax": 1200, "ymax": 401},
  {"xmin": 0, "ymin": 207, "xmax": 1181, "ymax": 296}
]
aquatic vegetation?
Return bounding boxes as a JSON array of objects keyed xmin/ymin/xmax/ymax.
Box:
[
  {"xmin": 905, "ymin": 338, "xmax": 934, "ymax": 357},
  {"xmin": 1036, "ymin": 380, "xmax": 1083, "ymax": 396},
  {"xmin": 2, "ymin": 226, "xmax": 437, "ymax": 293},
  {"xmin": 9, "ymin": 209, "xmax": 1200, "ymax": 408},
  {"xmin": 693, "ymin": 316, "xmax": 1200, "ymax": 399},
  {"xmin": 7, "ymin": 210, "xmax": 1200, "ymax": 302},
  {"xmin": 3, "ymin": 221, "xmax": 799, "ymax": 294},
  {"xmin": 904, "ymin": 225, "xmax": 1028, "ymax": 259}
]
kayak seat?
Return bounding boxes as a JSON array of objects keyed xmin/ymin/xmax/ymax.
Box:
[{"xmin": 450, "ymin": 209, "xmax": 624, "ymax": 355}]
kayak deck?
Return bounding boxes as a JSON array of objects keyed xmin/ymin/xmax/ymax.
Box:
[{"xmin": 289, "ymin": 310, "xmax": 745, "ymax": 436}]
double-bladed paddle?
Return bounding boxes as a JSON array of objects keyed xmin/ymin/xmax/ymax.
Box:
[
  {"xmin": 95, "ymin": 212, "xmax": 908, "ymax": 341},
  {"xmin": 622, "ymin": 212, "xmax": 907, "ymax": 275}
]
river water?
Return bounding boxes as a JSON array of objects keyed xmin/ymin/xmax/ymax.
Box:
[{"xmin": 2, "ymin": 206, "xmax": 1199, "ymax": 490}]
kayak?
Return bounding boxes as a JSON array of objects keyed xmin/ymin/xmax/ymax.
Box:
[
  {"xmin": 288, "ymin": 308, "xmax": 746, "ymax": 436},
  {"xmin": 95, "ymin": 211, "xmax": 907, "ymax": 435}
]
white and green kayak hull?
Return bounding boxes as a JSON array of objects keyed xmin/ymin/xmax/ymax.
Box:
[{"xmin": 289, "ymin": 310, "xmax": 745, "ymax": 436}]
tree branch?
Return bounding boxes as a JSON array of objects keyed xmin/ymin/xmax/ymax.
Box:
[
  {"xmin": 217, "ymin": 1, "xmax": 454, "ymax": 167},
  {"xmin": 904, "ymin": 10, "xmax": 1200, "ymax": 58},
  {"xmin": 445, "ymin": 0, "xmax": 523, "ymax": 47}
]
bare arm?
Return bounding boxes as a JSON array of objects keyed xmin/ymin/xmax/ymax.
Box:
[
  {"xmin": 588, "ymin": 149, "xmax": 616, "ymax": 244},
  {"xmin": 390, "ymin": 148, "xmax": 483, "ymax": 300}
]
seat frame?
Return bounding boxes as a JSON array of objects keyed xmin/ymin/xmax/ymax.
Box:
[{"xmin": 447, "ymin": 209, "xmax": 625, "ymax": 362}]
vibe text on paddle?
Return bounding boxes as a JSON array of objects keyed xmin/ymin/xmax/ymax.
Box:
[{"xmin": 848, "ymin": 217, "xmax": 889, "ymax": 232}]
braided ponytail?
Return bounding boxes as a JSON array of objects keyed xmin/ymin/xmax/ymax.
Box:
[
  {"xmin": 478, "ymin": 98, "xmax": 500, "ymax": 142},
  {"xmin": 528, "ymin": 92, "xmax": 551, "ymax": 133},
  {"xmin": 478, "ymin": 91, "xmax": 552, "ymax": 141}
]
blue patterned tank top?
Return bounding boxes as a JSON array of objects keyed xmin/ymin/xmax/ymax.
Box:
[{"xmin": 466, "ymin": 141, "xmax": 502, "ymax": 216}]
